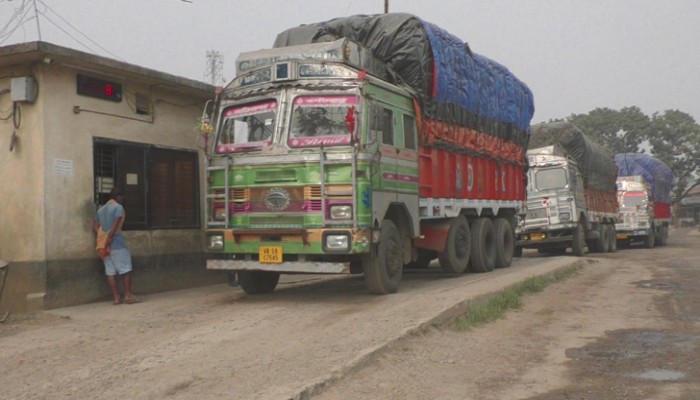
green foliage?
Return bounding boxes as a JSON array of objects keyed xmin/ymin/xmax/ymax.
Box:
[
  {"xmin": 563, "ymin": 107, "xmax": 700, "ymax": 203},
  {"xmin": 646, "ymin": 110, "xmax": 700, "ymax": 201},
  {"xmin": 453, "ymin": 265, "xmax": 582, "ymax": 332},
  {"xmin": 566, "ymin": 106, "xmax": 649, "ymax": 153}
]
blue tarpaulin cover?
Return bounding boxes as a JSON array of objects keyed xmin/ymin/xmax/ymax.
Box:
[
  {"xmin": 615, "ymin": 153, "xmax": 675, "ymax": 203},
  {"xmin": 273, "ymin": 13, "xmax": 535, "ymax": 148}
]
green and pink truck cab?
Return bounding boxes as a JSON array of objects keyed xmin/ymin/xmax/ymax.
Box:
[{"xmin": 203, "ymin": 14, "xmax": 534, "ymax": 294}]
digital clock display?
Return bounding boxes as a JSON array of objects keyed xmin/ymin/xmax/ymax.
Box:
[{"xmin": 76, "ymin": 74, "xmax": 122, "ymax": 102}]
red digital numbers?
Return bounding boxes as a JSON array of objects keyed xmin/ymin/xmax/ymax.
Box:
[{"xmin": 105, "ymin": 84, "xmax": 113, "ymax": 96}]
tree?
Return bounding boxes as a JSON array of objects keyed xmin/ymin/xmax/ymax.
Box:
[
  {"xmin": 566, "ymin": 106, "xmax": 649, "ymax": 153},
  {"xmin": 646, "ymin": 110, "xmax": 700, "ymax": 211},
  {"xmin": 563, "ymin": 107, "xmax": 700, "ymax": 221}
]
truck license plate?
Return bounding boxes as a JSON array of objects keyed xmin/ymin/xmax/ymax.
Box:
[
  {"xmin": 530, "ymin": 233, "xmax": 546, "ymax": 241},
  {"xmin": 616, "ymin": 233, "xmax": 629, "ymax": 240},
  {"xmin": 259, "ymin": 246, "xmax": 283, "ymax": 263}
]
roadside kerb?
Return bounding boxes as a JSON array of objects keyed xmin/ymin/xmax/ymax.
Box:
[{"xmin": 289, "ymin": 257, "xmax": 593, "ymax": 400}]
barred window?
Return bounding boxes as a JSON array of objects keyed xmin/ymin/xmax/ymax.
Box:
[{"xmin": 94, "ymin": 139, "xmax": 199, "ymax": 230}]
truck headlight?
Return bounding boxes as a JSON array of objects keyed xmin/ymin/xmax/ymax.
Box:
[
  {"xmin": 207, "ymin": 233, "xmax": 224, "ymax": 251},
  {"xmin": 324, "ymin": 233, "xmax": 350, "ymax": 252},
  {"xmin": 329, "ymin": 205, "xmax": 352, "ymax": 220},
  {"xmin": 559, "ymin": 212, "xmax": 571, "ymax": 222}
]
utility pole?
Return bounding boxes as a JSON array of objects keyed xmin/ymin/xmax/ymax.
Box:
[
  {"xmin": 384, "ymin": 0, "xmax": 389, "ymax": 14},
  {"xmin": 205, "ymin": 50, "xmax": 225, "ymax": 87}
]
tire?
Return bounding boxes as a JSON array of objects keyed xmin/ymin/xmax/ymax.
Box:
[
  {"xmin": 237, "ymin": 271, "xmax": 280, "ymax": 294},
  {"xmin": 438, "ymin": 215, "xmax": 471, "ymax": 274},
  {"xmin": 494, "ymin": 218, "xmax": 514, "ymax": 268},
  {"xmin": 644, "ymin": 225, "xmax": 656, "ymax": 249},
  {"xmin": 513, "ymin": 246, "xmax": 523, "ymax": 258},
  {"xmin": 597, "ymin": 224, "xmax": 610, "ymax": 253},
  {"xmin": 571, "ymin": 221, "xmax": 586, "ymax": 257},
  {"xmin": 607, "ymin": 224, "xmax": 617, "ymax": 252},
  {"xmin": 363, "ymin": 220, "xmax": 403, "ymax": 294},
  {"xmin": 469, "ymin": 217, "xmax": 496, "ymax": 273},
  {"xmin": 658, "ymin": 225, "xmax": 669, "ymax": 246}
]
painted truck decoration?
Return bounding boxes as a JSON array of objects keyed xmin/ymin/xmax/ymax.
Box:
[
  {"xmin": 615, "ymin": 153, "xmax": 675, "ymax": 248},
  {"xmin": 203, "ymin": 14, "xmax": 535, "ymax": 294},
  {"xmin": 516, "ymin": 122, "xmax": 619, "ymax": 256}
]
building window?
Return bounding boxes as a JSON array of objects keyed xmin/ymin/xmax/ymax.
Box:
[
  {"xmin": 93, "ymin": 139, "xmax": 200, "ymax": 230},
  {"xmin": 135, "ymin": 92, "xmax": 151, "ymax": 115}
]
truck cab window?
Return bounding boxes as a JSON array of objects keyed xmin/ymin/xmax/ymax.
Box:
[
  {"xmin": 535, "ymin": 168, "xmax": 568, "ymax": 191},
  {"xmin": 290, "ymin": 96, "xmax": 356, "ymax": 138},
  {"xmin": 216, "ymin": 101, "xmax": 277, "ymax": 153}
]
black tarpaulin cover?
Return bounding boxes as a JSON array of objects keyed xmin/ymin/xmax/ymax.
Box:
[
  {"xmin": 529, "ymin": 122, "xmax": 617, "ymax": 193},
  {"xmin": 273, "ymin": 13, "xmax": 535, "ymax": 149}
]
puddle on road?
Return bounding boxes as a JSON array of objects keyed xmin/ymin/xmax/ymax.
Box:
[
  {"xmin": 630, "ymin": 368, "xmax": 686, "ymax": 382},
  {"xmin": 635, "ymin": 280, "xmax": 681, "ymax": 290}
]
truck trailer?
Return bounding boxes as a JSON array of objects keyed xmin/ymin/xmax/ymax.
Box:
[
  {"xmin": 516, "ymin": 122, "xmax": 619, "ymax": 256},
  {"xmin": 202, "ymin": 14, "xmax": 535, "ymax": 294},
  {"xmin": 615, "ymin": 153, "xmax": 674, "ymax": 248}
]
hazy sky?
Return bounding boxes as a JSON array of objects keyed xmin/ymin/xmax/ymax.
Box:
[{"xmin": 2, "ymin": 0, "xmax": 699, "ymax": 124}]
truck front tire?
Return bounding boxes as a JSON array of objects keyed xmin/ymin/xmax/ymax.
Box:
[
  {"xmin": 571, "ymin": 221, "xmax": 586, "ymax": 257},
  {"xmin": 237, "ymin": 271, "xmax": 280, "ymax": 295},
  {"xmin": 364, "ymin": 220, "xmax": 403, "ymax": 294}
]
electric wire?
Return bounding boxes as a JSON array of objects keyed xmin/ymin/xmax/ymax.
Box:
[
  {"xmin": 37, "ymin": 0, "xmax": 124, "ymax": 61},
  {"xmin": 0, "ymin": 1, "xmax": 34, "ymax": 45}
]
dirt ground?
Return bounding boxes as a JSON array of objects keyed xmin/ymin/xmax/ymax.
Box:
[
  {"xmin": 1, "ymin": 228, "xmax": 698, "ymax": 400},
  {"xmin": 316, "ymin": 228, "xmax": 700, "ymax": 400}
]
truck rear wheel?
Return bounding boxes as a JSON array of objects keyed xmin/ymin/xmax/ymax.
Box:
[
  {"xmin": 644, "ymin": 225, "xmax": 655, "ymax": 248},
  {"xmin": 571, "ymin": 221, "xmax": 586, "ymax": 256},
  {"xmin": 658, "ymin": 226, "xmax": 669, "ymax": 246},
  {"xmin": 438, "ymin": 215, "xmax": 471, "ymax": 274},
  {"xmin": 237, "ymin": 271, "xmax": 280, "ymax": 294},
  {"xmin": 363, "ymin": 220, "xmax": 403, "ymax": 294},
  {"xmin": 607, "ymin": 225, "xmax": 617, "ymax": 252},
  {"xmin": 494, "ymin": 218, "xmax": 513, "ymax": 268},
  {"xmin": 469, "ymin": 217, "xmax": 495, "ymax": 273},
  {"xmin": 597, "ymin": 224, "xmax": 610, "ymax": 253}
]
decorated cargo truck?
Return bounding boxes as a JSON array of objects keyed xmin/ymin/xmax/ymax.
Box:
[
  {"xmin": 202, "ymin": 14, "xmax": 535, "ymax": 294},
  {"xmin": 516, "ymin": 122, "xmax": 619, "ymax": 256},
  {"xmin": 615, "ymin": 153, "xmax": 675, "ymax": 248}
]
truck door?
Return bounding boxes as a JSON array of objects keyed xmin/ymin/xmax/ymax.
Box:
[{"xmin": 369, "ymin": 101, "xmax": 398, "ymax": 199}]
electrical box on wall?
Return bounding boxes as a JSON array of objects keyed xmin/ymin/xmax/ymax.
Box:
[{"xmin": 11, "ymin": 77, "xmax": 38, "ymax": 103}]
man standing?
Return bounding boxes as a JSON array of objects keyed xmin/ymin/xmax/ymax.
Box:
[{"xmin": 94, "ymin": 188, "xmax": 142, "ymax": 305}]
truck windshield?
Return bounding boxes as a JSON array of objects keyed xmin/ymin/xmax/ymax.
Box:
[
  {"xmin": 288, "ymin": 95, "xmax": 356, "ymax": 147},
  {"xmin": 622, "ymin": 192, "xmax": 646, "ymax": 208},
  {"xmin": 215, "ymin": 100, "xmax": 277, "ymax": 153},
  {"xmin": 534, "ymin": 168, "xmax": 568, "ymax": 191}
]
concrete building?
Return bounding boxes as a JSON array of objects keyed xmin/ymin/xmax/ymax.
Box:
[
  {"xmin": 0, "ymin": 42, "xmax": 226, "ymax": 313},
  {"xmin": 679, "ymin": 185, "xmax": 700, "ymax": 226}
]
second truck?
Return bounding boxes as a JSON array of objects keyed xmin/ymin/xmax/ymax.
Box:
[
  {"xmin": 203, "ymin": 14, "xmax": 535, "ymax": 294},
  {"xmin": 516, "ymin": 122, "xmax": 619, "ymax": 256}
]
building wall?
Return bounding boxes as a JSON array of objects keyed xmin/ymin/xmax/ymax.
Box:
[{"xmin": 0, "ymin": 60, "xmax": 226, "ymax": 313}]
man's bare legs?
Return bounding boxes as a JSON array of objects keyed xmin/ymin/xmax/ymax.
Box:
[{"xmin": 106, "ymin": 275, "xmax": 120, "ymax": 305}]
